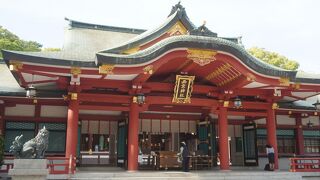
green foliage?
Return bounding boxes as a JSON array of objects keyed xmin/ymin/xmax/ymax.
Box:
[
  {"xmin": 42, "ymin": 48, "xmax": 61, "ymax": 52},
  {"xmin": 248, "ymin": 47, "xmax": 299, "ymax": 70},
  {"xmin": 0, "ymin": 136, "xmax": 4, "ymax": 166},
  {"xmin": 0, "ymin": 26, "xmax": 42, "ymax": 58}
]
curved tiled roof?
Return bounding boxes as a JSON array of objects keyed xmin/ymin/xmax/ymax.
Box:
[
  {"xmin": 99, "ymin": 4, "xmax": 196, "ymax": 54},
  {"xmin": 2, "ymin": 50, "xmax": 97, "ymax": 67},
  {"xmin": 97, "ymin": 35, "xmax": 297, "ymax": 79}
]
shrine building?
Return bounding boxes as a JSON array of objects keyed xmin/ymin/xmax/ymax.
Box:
[{"xmin": 0, "ymin": 3, "xmax": 319, "ymax": 171}]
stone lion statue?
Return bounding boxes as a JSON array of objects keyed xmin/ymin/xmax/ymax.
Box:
[{"xmin": 10, "ymin": 126, "xmax": 49, "ymax": 159}]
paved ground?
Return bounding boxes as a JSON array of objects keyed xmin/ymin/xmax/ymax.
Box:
[{"xmin": 1, "ymin": 167, "xmax": 319, "ymax": 180}]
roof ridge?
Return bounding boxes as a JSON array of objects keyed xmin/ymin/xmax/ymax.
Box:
[{"xmin": 65, "ymin": 18, "xmax": 146, "ymax": 34}]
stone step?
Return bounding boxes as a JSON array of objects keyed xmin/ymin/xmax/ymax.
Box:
[{"xmin": 48, "ymin": 171, "xmax": 303, "ymax": 180}]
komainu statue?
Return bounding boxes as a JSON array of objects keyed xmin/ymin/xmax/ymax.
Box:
[{"xmin": 10, "ymin": 126, "xmax": 49, "ymax": 159}]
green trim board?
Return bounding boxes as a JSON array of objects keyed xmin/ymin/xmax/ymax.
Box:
[
  {"xmin": 303, "ymin": 130, "xmax": 320, "ymax": 137},
  {"xmin": 257, "ymin": 129, "xmax": 295, "ymax": 136}
]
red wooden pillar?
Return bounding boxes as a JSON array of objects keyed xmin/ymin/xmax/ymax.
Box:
[
  {"xmin": 0, "ymin": 104, "xmax": 4, "ymax": 135},
  {"xmin": 266, "ymin": 107, "xmax": 279, "ymax": 169},
  {"xmin": 127, "ymin": 102, "xmax": 139, "ymax": 171},
  {"xmin": 218, "ymin": 106, "xmax": 229, "ymax": 170},
  {"xmin": 65, "ymin": 95, "xmax": 79, "ymax": 159},
  {"xmin": 295, "ymin": 114, "xmax": 304, "ymax": 155}
]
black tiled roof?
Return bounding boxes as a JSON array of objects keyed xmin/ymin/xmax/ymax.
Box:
[{"xmin": 66, "ymin": 18, "xmax": 146, "ymax": 34}]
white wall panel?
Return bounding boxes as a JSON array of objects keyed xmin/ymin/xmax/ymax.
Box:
[
  {"xmin": 255, "ymin": 118, "xmax": 266, "ymax": 124},
  {"xmin": 228, "ymin": 125, "xmax": 234, "ymax": 137},
  {"xmin": 100, "ymin": 121, "xmax": 109, "ymax": 134},
  {"xmin": 171, "ymin": 120, "xmax": 179, "ymax": 133},
  {"xmin": 303, "ymin": 116, "xmax": 320, "ymax": 126},
  {"xmin": 189, "ymin": 121, "xmax": 196, "ymax": 133},
  {"xmin": 161, "ymin": 120, "xmax": 170, "ymax": 133},
  {"xmin": 277, "ymin": 115, "xmax": 295, "ymax": 125},
  {"xmin": 89, "ymin": 121, "xmax": 99, "ymax": 134},
  {"xmin": 141, "ymin": 119, "xmax": 151, "ymax": 132},
  {"xmin": 41, "ymin": 105, "xmax": 67, "ymax": 117},
  {"xmin": 5, "ymin": 104, "xmax": 35, "ymax": 117},
  {"xmin": 152, "ymin": 119, "xmax": 160, "ymax": 133},
  {"xmin": 234, "ymin": 125, "xmax": 242, "ymax": 137},
  {"xmin": 180, "ymin": 120, "xmax": 188, "ymax": 133},
  {"xmin": 110, "ymin": 121, "xmax": 117, "ymax": 135},
  {"xmin": 81, "ymin": 120, "xmax": 88, "ymax": 134}
]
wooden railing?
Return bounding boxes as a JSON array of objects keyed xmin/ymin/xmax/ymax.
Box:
[
  {"xmin": 0, "ymin": 156, "xmax": 13, "ymax": 173},
  {"xmin": 289, "ymin": 157, "xmax": 320, "ymax": 172},
  {"xmin": 47, "ymin": 155, "xmax": 76, "ymax": 174},
  {"xmin": 0, "ymin": 156, "xmax": 76, "ymax": 175}
]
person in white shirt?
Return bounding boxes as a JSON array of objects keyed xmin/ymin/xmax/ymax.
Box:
[
  {"xmin": 177, "ymin": 141, "xmax": 189, "ymax": 172},
  {"xmin": 265, "ymin": 144, "xmax": 275, "ymax": 171}
]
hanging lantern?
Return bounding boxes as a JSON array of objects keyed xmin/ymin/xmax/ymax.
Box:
[
  {"xmin": 26, "ymin": 85, "xmax": 36, "ymax": 98},
  {"xmin": 234, "ymin": 96, "xmax": 242, "ymax": 108},
  {"xmin": 136, "ymin": 94, "xmax": 145, "ymax": 105}
]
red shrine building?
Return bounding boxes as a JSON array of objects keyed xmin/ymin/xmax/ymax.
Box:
[{"xmin": 0, "ymin": 3, "xmax": 319, "ymax": 171}]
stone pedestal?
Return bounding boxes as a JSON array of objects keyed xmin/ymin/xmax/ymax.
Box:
[{"xmin": 9, "ymin": 159, "xmax": 49, "ymax": 180}]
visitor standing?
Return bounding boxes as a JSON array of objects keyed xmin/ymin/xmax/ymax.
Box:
[
  {"xmin": 178, "ymin": 141, "xmax": 189, "ymax": 172},
  {"xmin": 265, "ymin": 144, "xmax": 275, "ymax": 171}
]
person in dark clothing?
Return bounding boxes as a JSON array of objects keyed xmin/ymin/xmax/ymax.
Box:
[{"xmin": 178, "ymin": 141, "xmax": 189, "ymax": 172}]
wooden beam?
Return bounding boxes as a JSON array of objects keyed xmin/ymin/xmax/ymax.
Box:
[
  {"xmin": 78, "ymin": 93, "xmax": 131, "ymax": 104},
  {"xmin": 79, "ymin": 105, "xmax": 129, "ymax": 111},
  {"xmin": 4, "ymin": 116, "xmax": 66, "ymax": 122},
  {"xmin": 79, "ymin": 114, "xmax": 122, "ymax": 121}
]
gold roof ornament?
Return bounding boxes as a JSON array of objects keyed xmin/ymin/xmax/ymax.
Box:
[
  {"xmin": 167, "ymin": 21, "xmax": 188, "ymax": 36},
  {"xmin": 187, "ymin": 48, "xmax": 217, "ymax": 66},
  {"xmin": 122, "ymin": 46, "xmax": 140, "ymax": 55}
]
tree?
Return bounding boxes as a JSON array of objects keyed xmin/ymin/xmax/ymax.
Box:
[
  {"xmin": 248, "ymin": 47, "xmax": 299, "ymax": 70},
  {"xmin": 0, "ymin": 26, "xmax": 42, "ymax": 59},
  {"xmin": 43, "ymin": 48, "xmax": 61, "ymax": 52}
]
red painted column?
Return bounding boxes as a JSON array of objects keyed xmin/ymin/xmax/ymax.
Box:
[
  {"xmin": 65, "ymin": 96, "xmax": 79, "ymax": 159},
  {"xmin": 266, "ymin": 106, "xmax": 279, "ymax": 169},
  {"xmin": 127, "ymin": 102, "xmax": 139, "ymax": 171},
  {"xmin": 295, "ymin": 115, "xmax": 304, "ymax": 155},
  {"xmin": 218, "ymin": 106, "xmax": 229, "ymax": 170},
  {"xmin": 0, "ymin": 104, "xmax": 4, "ymax": 136}
]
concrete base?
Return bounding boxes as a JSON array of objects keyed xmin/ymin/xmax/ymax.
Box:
[{"xmin": 9, "ymin": 159, "xmax": 49, "ymax": 180}]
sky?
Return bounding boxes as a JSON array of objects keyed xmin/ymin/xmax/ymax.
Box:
[{"xmin": 1, "ymin": 0, "xmax": 320, "ymax": 73}]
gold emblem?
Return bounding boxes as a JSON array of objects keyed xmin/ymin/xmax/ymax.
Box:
[
  {"xmin": 9, "ymin": 60, "xmax": 23, "ymax": 71},
  {"xmin": 272, "ymin": 103, "xmax": 279, "ymax": 110},
  {"xmin": 70, "ymin": 66, "xmax": 81, "ymax": 75},
  {"xmin": 187, "ymin": 48, "xmax": 217, "ymax": 66},
  {"xmin": 68, "ymin": 92, "xmax": 78, "ymax": 100},
  {"xmin": 143, "ymin": 65, "xmax": 153, "ymax": 75},
  {"xmin": 279, "ymin": 77, "xmax": 290, "ymax": 86},
  {"xmin": 99, "ymin": 64, "xmax": 114, "ymax": 74}
]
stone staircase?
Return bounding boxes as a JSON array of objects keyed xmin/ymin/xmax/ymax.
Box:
[{"xmin": 48, "ymin": 170, "xmax": 305, "ymax": 180}]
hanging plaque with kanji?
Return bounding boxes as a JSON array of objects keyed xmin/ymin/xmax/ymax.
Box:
[{"xmin": 172, "ymin": 75, "xmax": 195, "ymax": 103}]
